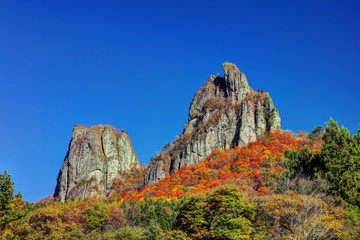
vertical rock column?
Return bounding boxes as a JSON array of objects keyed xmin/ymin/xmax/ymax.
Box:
[
  {"xmin": 145, "ymin": 62, "xmax": 281, "ymax": 185},
  {"xmin": 54, "ymin": 125, "xmax": 140, "ymax": 201}
]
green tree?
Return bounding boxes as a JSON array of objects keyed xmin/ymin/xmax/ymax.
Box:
[
  {"xmin": 0, "ymin": 171, "xmax": 24, "ymax": 231},
  {"xmin": 309, "ymin": 125, "xmax": 325, "ymax": 139},
  {"xmin": 321, "ymin": 119, "xmax": 360, "ymax": 206},
  {"xmin": 354, "ymin": 127, "xmax": 360, "ymax": 144},
  {"xmin": 83, "ymin": 202, "xmax": 111, "ymax": 230},
  {"xmin": 177, "ymin": 186, "xmax": 255, "ymax": 240},
  {"xmin": 0, "ymin": 171, "xmax": 14, "ymax": 212},
  {"xmin": 285, "ymin": 120, "xmax": 360, "ymax": 206},
  {"xmin": 285, "ymin": 147, "xmax": 320, "ymax": 178},
  {"xmin": 137, "ymin": 199, "xmax": 178, "ymax": 231}
]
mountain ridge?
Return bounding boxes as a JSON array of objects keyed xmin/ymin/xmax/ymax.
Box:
[{"xmin": 53, "ymin": 62, "xmax": 281, "ymax": 200}]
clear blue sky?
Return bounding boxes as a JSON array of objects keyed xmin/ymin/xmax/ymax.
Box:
[{"xmin": 1, "ymin": 0, "xmax": 359, "ymax": 202}]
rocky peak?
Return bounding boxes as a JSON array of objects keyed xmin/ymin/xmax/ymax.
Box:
[
  {"xmin": 189, "ymin": 63, "xmax": 251, "ymax": 123},
  {"xmin": 54, "ymin": 125, "xmax": 139, "ymax": 201},
  {"xmin": 223, "ymin": 62, "xmax": 250, "ymax": 98},
  {"xmin": 145, "ymin": 63, "xmax": 280, "ymax": 185}
]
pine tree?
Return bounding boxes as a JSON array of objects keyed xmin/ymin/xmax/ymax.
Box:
[
  {"xmin": 309, "ymin": 125, "xmax": 325, "ymax": 139},
  {"xmin": 0, "ymin": 171, "xmax": 24, "ymax": 231},
  {"xmin": 321, "ymin": 119, "xmax": 360, "ymax": 206},
  {"xmin": 0, "ymin": 171, "xmax": 14, "ymax": 212},
  {"xmin": 285, "ymin": 146, "xmax": 325, "ymax": 179}
]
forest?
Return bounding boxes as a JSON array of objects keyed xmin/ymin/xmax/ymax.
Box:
[{"xmin": 1, "ymin": 119, "xmax": 359, "ymax": 239}]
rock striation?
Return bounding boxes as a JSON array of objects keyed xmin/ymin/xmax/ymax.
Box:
[
  {"xmin": 54, "ymin": 125, "xmax": 140, "ymax": 201},
  {"xmin": 145, "ymin": 63, "xmax": 281, "ymax": 185}
]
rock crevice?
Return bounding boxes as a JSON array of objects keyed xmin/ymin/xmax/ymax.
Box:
[
  {"xmin": 54, "ymin": 125, "xmax": 139, "ymax": 201},
  {"xmin": 145, "ymin": 63, "xmax": 281, "ymax": 185}
]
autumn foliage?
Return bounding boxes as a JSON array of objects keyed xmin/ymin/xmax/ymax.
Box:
[
  {"xmin": 121, "ymin": 130, "xmax": 322, "ymax": 201},
  {"xmin": 2, "ymin": 127, "xmax": 359, "ymax": 239}
]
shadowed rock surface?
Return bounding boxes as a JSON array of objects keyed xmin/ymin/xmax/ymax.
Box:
[
  {"xmin": 54, "ymin": 125, "xmax": 139, "ymax": 201},
  {"xmin": 145, "ymin": 63, "xmax": 281, "ymax": 185}
]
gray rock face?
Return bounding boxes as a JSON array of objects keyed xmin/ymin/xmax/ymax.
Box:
[
  {"xmin": 145, "ymin": 63, "xmax": 281, "ymax": 185},
  {"xmin": 54, "ymin": 125, "xmax": 140, "ymax": 201}
]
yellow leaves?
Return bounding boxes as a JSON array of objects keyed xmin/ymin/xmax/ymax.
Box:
[{"xmin": 256, "ymin": 192, "xmax": 347, "ymax": 239}]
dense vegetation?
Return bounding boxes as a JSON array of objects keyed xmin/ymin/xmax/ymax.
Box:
[{"xmin": 1, "ymin": 119, "xmax": 359, "ymax": 239}]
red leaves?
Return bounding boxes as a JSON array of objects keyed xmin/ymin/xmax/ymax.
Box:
[{"xmin": 120, "ymin": 130, "xmax": 322, "ymax": 201}]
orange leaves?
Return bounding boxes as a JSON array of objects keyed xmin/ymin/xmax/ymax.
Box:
[
  {"xmin": 112, "ymin": 167, "xmax": 146, "ymax": 196},
  {"xmin": 120, "ymin": 130, "xmax": 323, "ymax": 201},
  {"xmin": 206, "ymin": 148, "xmax": 224, "ymax": 160}
]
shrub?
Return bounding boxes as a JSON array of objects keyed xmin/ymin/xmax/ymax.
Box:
[
  {"xmin": 177, "ymin": 185, "xmax": 255, "ymax": 240},
  {"xmin": 162, "ymin": 230, "xmax": 190, "ymax": 240},
  {"xmin": 254, "ymin": 192, "xmax": 347, "ymax": 239},
  {"xmin": 83, "ymin": 202, "xmax": 111, "ymax": 230},
  {"xmin": 114, "ymin": 226, "xmax": 152, "ymax": 240}
]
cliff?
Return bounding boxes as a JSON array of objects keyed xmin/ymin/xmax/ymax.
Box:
[
  {"xmin": 54, "ymin": 125, "xmax": 140, "ymax": 201},
  {"xmin": 145, "ymin": 63, "xmax": 281, "ymax": 185}
]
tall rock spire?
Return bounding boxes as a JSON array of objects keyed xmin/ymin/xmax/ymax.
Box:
[
  {"xmin": 145, "ymin": 63, "xmax": 281, "ymax": 185},
  {"xmin": 54, "ymin": 125, "xmax": 140, "ymax": 201}
]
